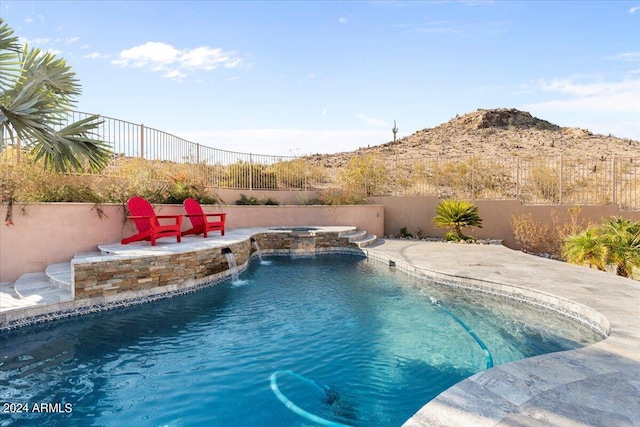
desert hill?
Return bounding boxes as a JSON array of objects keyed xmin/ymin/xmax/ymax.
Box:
[{"xmin": 307, "ymin": 108, "xmax": 639, "ymax": 167}]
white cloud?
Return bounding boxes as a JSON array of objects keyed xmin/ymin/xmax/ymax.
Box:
[
  {"xmin": 66, "ymin": 37, "xmax": 80, "ymax": 44},
  {"xmin": 84, "ymin": 52, "xmax": 109, "ymax": 59},
  {"xmin": 338, "ymin": 17, "xmax": 348, "ymax": 24},
  {"xmin": 24, "ymin": 14, "xmax": 45, "ymax": 24},
  {"xmin": 321, "ymin": 108, "xmax": 327, "ymax": 116},
  {"xmin": 628, "ymin": 6, "xmax": 640, "ymax": 14},
  {"xmin": 530, "ymin": 78, "xmax": 640, "ymax": 103},
  {"xmin": 614, "ymin": 52, "xmax": 640, "ymax": 62},
  {"xmin": 164, "ymin": 69, "xmax": 187, "ymax": 80},
  {"xmin": 23, "ymin": 37, "xmax": 51, "ymax": 45},
  {"xmin": 356, "ymin": 113, "xmax": 388, "ymax": 126},
  {"xmin": 172, "ymin": 128, "xmax": 391, "ymax": 157},
  {"xmin": 523, "ymin": 76, "xmax": 640, "ymax": 140},
  {"xmin": 112, "ymin": 41, "xmax": 241, "ymax": 80},
  {"xmin": 113, "ymin": 41, "xmax": 180, "ymax": 68},
  {"xmin": 180, "ymin": 46, "xmax": 239, "ymax": 70},
  {"xmin": 299, "ymin": 72, "xmax": 316, "ymax": 81}
]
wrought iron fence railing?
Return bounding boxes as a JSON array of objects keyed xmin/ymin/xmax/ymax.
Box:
[{"xmin": 1, "ymin": 111, "xmax": 638, "ymax": 210}]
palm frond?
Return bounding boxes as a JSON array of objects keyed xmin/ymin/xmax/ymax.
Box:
[
  {"xmin": 31, "ymin": 115, "xmax": 111, "ymax": 172},
  {"xmin": 1, "ymin": 19, "xmax": 110, "ymax": 173},
  {"xmin": 20, "ymin": 45, "xmax": 81, "ymax": 101},
  {"xmin": 0, "ymin": 19, "xmax": 22, "ymax": 102}
]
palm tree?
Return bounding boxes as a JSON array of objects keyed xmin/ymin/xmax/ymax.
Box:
[
  {"xmin": 0, "ymin": 18, "xmax": 110, "ymax": 172},
  {"xmin": 562, "ymin": 228, "xmax": 607, "ymax": 270},
  {"xmin": 599, "ymin": 217, "xmax": 640, "ymax": 278},
  {"xmin": 433, "ymin": 199, "xmax": 483, "ymax": 241}
]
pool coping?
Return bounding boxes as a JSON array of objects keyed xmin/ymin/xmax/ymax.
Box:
[{"xmin": 361, "ymin": 239, "xmax": 640, "ymax": 427}]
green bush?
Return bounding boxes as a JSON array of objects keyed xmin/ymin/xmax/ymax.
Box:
[
  {"xmin": 563, "ymin": 217, "xmax": 640, "ymax": 277},
  {"xmin": 433, "ymin": 199, "xmax": 483, "ymax": 241},
  {"xmin": 235, "ymin": 194, "xmax": 280, "ymax": 205}
]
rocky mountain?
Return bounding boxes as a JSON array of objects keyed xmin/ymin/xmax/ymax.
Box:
[{"xmin": 307, "ymin": 108, "xmax": 639, "ymax": 166}]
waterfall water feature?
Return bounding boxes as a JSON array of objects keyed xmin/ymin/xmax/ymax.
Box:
[
  {"xmin": 252, "ymin": 239, "xmax": 272, "ymax": 265},
  {"xmin": 223, "ymin": 249, "xmax": 247, "ymax": 285}
]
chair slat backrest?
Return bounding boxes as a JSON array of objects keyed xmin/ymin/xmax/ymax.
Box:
[
  {"xmin": 127, "ymin": 196, "xmax": 160, "ymax": 232},
  {"xmin": 183, "ymin": 198, "xmax": 205, "ymax": 228}
]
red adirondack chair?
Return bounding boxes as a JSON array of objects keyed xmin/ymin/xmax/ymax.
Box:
[
  {"xmin": 182, "ymin": 198, "xmax": 226, "ymax": 238},
  {"xmin": 121, "ymin": 196, "xmax": 183, "ymax": 246}
]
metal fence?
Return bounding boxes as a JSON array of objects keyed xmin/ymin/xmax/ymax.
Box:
[
  {"xmin": 375, "ymin": 155, "xmax": 639, "ymax": 210},
  {"xmin": 2, "ymin": 111, "xmax": 639, "ymax": 210}
]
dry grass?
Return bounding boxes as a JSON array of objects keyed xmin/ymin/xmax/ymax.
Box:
[{"xmin": 511, "ymin": 207, "xmax": 591, "ymax": 256}]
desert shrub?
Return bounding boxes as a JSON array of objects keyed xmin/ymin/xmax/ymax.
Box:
[
  {"xmin": 222, "ymin": 161, "xmax": 277, "ymax": 189},
  {"xmin": 511, "ymin": 213, "xmax": 553, "ymax": 254},
  {"xmin": 434, "ymin": 157, "xmax": 515, "ymax": 199},
  {"xmin": 267, "ymin": 158, "xmax": 329, "ymax": 189},
  {"xmin": 395, "ymin": 159, "xmax": 433, "ymax": 196},
  {"xmin": 317, "ymin": 187, "xmax": 367, "ymax": 205},
  {"xmin": 236, "ymin": 194, "xmax": 259, "ymax": 205},
  {"xmin": 0, "ymin": 148, "xmax": 220, "ymax": 208},
  {"xmin": 521, "ymin": 162, "xmax": 560, "ymax": 203},
  {"xmin": 337, "ymin": 154, "xmax": 390, "ymax": 196},
  {"xmin": 235, "ymin": 194, "xmax": 279, "ymax": 205},
  {"xmin": 511, "ymin": 207, "xmax": 587, "ymax": 256},
  {"xmin": 399, "ymin": 226, "xmax": 413, "ymax": 238}
]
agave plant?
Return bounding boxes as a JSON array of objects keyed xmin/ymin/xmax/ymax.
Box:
[
  {"xmin": 0, "ymin": 18, "xmax": 110, "ymax": 172},
  {"xmin": 433, "ymin": 199, "xmax": 483, "ymax": 241}
]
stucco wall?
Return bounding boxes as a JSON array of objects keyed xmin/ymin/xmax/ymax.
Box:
[
  {"xmin": 0, "ymin": 203, "xmax": 383, "ymax": 283},
  {"xmin": 2, "ymin": 198, "xmax": 638, "ymax": 283},
  {"xmin": 370, "ymin": 196, "xmax": 640, "ymax": 248}
]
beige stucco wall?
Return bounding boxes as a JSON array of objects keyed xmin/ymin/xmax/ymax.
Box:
[
  {"xmin": 0, "ymin": 203, "xmax": 383, "ymax": 283},
  {"xmin": 371, "ymin": 196, "xmax": 640, "ymax": 248},
  {"xmin": 2, "ymin": 198, "xmax": 638, "ymax": 283}
]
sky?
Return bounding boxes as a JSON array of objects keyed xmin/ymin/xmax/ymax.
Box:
[{"xmin": 1, "ymin": 1, "xmax": 639, "ymax": 156}]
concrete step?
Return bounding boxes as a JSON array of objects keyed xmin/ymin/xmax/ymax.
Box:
[
  {"xmin": 353, "ymin": 234, "xmax": 377, "ymax": 248},
  {"xmin": 339, "ymin": 229, "xmax": 377, "ymax": 248},
  {"xmin": 13, "ymin": 272, "xmax": 73, "ymax": 306},
  {"xmin": 0, "ymin": 282, "xmax": 28, "ymax": 312},
  {"xmin": 341, "ymin": 229, "xmax": 367, "ymax": 241},
  {"xmin": 45, "ymin": 263, "xmax": 72, "ymax": 292},
  {"xmin": 73, "ymin": 251, "xmax": 103, "ymax": 260}
]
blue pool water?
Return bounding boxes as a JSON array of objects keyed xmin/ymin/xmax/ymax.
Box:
[{"xmin": 0, "ymin": 254, "xmax": 602, "ymax": 426}]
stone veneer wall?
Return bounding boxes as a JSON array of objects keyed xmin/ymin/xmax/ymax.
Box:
[{"xmin": 73, "ymin": 231, "xmax": 359, "ymax": 300}]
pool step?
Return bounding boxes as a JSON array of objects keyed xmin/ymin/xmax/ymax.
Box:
[
  {"xmin": 73, "ymin": 251, "xmax": 104, "ymax": 260},
  {"xmin": 12, "ymin": 272, "xmax": 73, "ymax": 306},
  {"xmin": 2, "ymin": 252, "xmax": 103, "ymax": 313},
  {"xmin": 341, "ymin": 229, "xmax": 378, "ymax": 248},
  {"xmin": 46, "ymin": 263, "xmax": 73, "ymax": 292}
]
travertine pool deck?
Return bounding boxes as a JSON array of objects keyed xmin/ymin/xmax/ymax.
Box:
[
  {"xmin": 1, "ymin": 233, "xmax": 639, "ymax": 426},
  {"xmin": 362, "ymin": 239, "xmax": 640, "ymax": 427}
]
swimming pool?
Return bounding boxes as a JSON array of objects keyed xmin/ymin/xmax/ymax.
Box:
[{"xmin": 0, "ymin": 254, "xmax": 602, "ymax": 426}]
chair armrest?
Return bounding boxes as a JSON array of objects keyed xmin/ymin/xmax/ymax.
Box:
[
  {"xmin": 127, "ymin": 215, "xmax": 154, "ymax": 220},
  {"xmin": 186, "ymin": 213, "xmax": 226, "ymax": 220},
  {"xmin": 204, "ymin": 213, "xmax": 226, "ymax": 221},
  {"xmin": 156, "ymin": 215, "xmax": 183, "ymax": 219}
]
